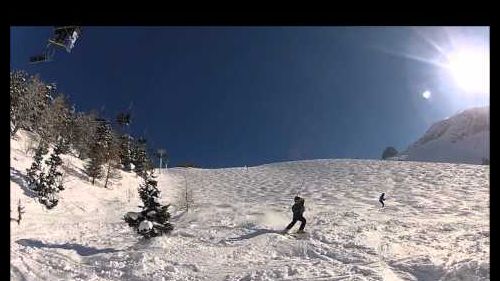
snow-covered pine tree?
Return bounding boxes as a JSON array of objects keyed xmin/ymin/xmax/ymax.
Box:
[
  {"xmin": 85, "ymin": 118, "xmax": 113, "ymax": 185},
  {"xmin": 46, "ymin": 94, "xmax": 74, "ymax": 153},
  {"xmin": 118, "ymin": 134, "xmax": 134, "ymax": 171},
  {"xmin": 71, "ymin": 111, "xmax": 99, "ymax": 160},
  {"xmin": 113, "ymin": 112, "xmax": 134, "ymax": 171},
  {"xmin": 37, "ymin": 136, "xmax": 66, "ymax": 209},
  {"xmin": 103, "ymin": 132, "xmax": 122, "ymax": 188},
  {"xmin": 50, "ymin": 94, "xmax": 76, "ymax": 154},
  {"xmin": 10, "ymin": 71, "xmax": 54, "ymax": 138},
  {"xmin": 10, "ymin": 70, "xmax": 28, "ymax": 137},
  {"xmin": 24, "ymin": 89, "xmax": 73, "ymax": 209},
  {"xmin": 132, "ymin": 137, "xmax": 153, "ymax": 178},
  {"xmin": 85, "ymin": 157, "xmax": 103, "ymax": 185},
  {"xmin": 124, "ymin": 166, "xmax": 173, "ymax": 238},
  {"xmin": 26, "ymin": 140, "xmax": 49, "ymax": 191}
]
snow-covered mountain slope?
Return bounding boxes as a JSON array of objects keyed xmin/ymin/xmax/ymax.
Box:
[
  {"xmin": 11, "ymin": 130, "xmax": 490, "ymax": 280},
  {"xmin": 399, "ymin": 106, "xmax": 489, "ymax": 164}
]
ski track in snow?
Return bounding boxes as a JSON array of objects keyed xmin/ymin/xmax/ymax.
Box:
[{"xmin": 10, "ymin": 131, "xmax": 489, "ymax": 280}]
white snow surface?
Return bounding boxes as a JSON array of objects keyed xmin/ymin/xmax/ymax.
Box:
[
  {"xmin": 400, "ymin": 106, "xmax": 489, "ymax": 164},
  {"xmin": 11, "ymin": 130, "xmax": 489, "ymax": 280}
]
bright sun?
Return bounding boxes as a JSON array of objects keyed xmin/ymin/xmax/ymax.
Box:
[
  {"xmin": 445, "ymin": 46, "xmax": 489, "ymax": 95},
  {"xmin": 381, "ymin": 28, "xmax": 489, "ymax": 100},
  {"xmin": 422, "ymin": 90, "xmax": 431, "ymax": 99}
]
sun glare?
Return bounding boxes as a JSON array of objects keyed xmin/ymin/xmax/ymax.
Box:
[
  {"xmin": 380, "ymin": 27, "xmax": 489, "ymax": 103},
  {"xmin": 445, "ymin": 46, "xmax": 489, "ymax": 95},
  {"xmin": 422, "ymin": 90, "xmax": 431, "ymax": 99}
]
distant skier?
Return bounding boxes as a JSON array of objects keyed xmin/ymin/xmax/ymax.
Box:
[
  {"xmin": 284, "ymin": 196, "xmax": 306, "ymax": 233},
  {"xmin": 379, "ymin": 193, "xmax": 386, "ymax": 208}
]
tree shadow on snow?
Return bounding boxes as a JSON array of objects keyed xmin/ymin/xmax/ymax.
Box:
[
  {"xmin": 10, "ymin": 167, "xmax": 36, "ymax": 198},
  {"xmin": 61, "ymin": 161, "xmax": 89, "ymax": 183},
  {"xmin": 16, "ymin": 239, "xmax": 121, "ymax": 256},
  {"xmin": 226, "ymin": 228, "xmax": 282, "ymax": 242}
]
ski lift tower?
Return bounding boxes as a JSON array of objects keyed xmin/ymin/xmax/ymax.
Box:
[{"xmin": 156, "ymin": 149, "xmax": 167, "ymax": 174}]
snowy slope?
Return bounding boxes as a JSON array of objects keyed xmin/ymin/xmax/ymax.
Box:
[
  {"xmin": 399, "ymin": 106, "xmax": 489, "ymax": 164},
  {"xmin": 11, "ymin": 130, "xmax": 490, "ymax": 280}
]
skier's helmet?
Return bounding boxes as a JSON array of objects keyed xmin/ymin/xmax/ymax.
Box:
[{"xmin": 294, "ymin": 196, "xmax": 301, "ymax": 201}]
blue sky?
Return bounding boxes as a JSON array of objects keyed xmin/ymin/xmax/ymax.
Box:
[{"xmin": 10, "ymin": 27, "xmax": 489, "ymax": 168}]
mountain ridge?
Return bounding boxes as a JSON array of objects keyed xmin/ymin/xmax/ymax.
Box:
[{"xmin": 398, "ymin": 106, "xmax": 489, "ymax": 164}]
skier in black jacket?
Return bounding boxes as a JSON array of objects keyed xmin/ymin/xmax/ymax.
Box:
[
  {"xmin": 284, "ymin": 196, "xmax": 306, "ymax": 233},
  {"xmin": 379, "ymin": 193, "xmax": 386, "ymax": 208}
]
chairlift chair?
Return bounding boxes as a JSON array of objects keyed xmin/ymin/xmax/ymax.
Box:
[{"xmin": 29, "ymin": 26, "xmax": 82, "ymax": 64}]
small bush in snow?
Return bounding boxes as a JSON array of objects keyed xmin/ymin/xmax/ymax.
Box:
[
  {"xmin": 180, "ymin": 175, "xmax": 194, "ymax": 212},
  {"xmin": 381, "ymin": 146, "xmax": 399, "ymax": 160}
]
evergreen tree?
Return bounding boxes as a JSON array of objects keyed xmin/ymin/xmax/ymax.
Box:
[
  {"xmin": 85, "ymin": 157, "xmax": 103, "ymax": 185},
  {"xmin": 47, "ymin": 94, "xmax": 74, "ymax": 153},
  {"xmin": 114, "ymin": 112, "xmax": 134, "ymax": 171},
  {"xmin": 26, "ymin": 137, "xmax": 65, "ymax": 209},
  {"xmin": 103, "ymin": 132, "xmax": 122, "ymax": 188},
  {"xmin": 10, "ymin": 72, "xmax": 54, "ymax": 138},
  {"xmin": 35, "ymin": 82, "xmax": 58, "ymax": 140},
  {"xmin": 23, "ymin": 90, "xmax": 70, "ymax": 209},
  {"xmin": 10, "ymin": 70, "xmax": 28, "ymax": 137},
  {"xmin": 118, "ymin": 134, "xmax": 134, "ymax": 171},
  {"xmin": 72, "ymin": 111, "xmax": 98, "ymax": 159},
  {"xmin": 85, "ymin": 119, "xmax": 113, "ymax": 185},
  {"xmin": 37, "ymin": 137, "xmax": 66, "ymax": 209},
  {"xmin": 125, "ymin": 169, "xmax": 173, "ymax": 238},
  {"xmin": 132, "ymin": 137, "xmax": 152, "ymax": 178},
  {"xmin": 26, "ymin": 140, "xmax": 49, "ymax": 190}
]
